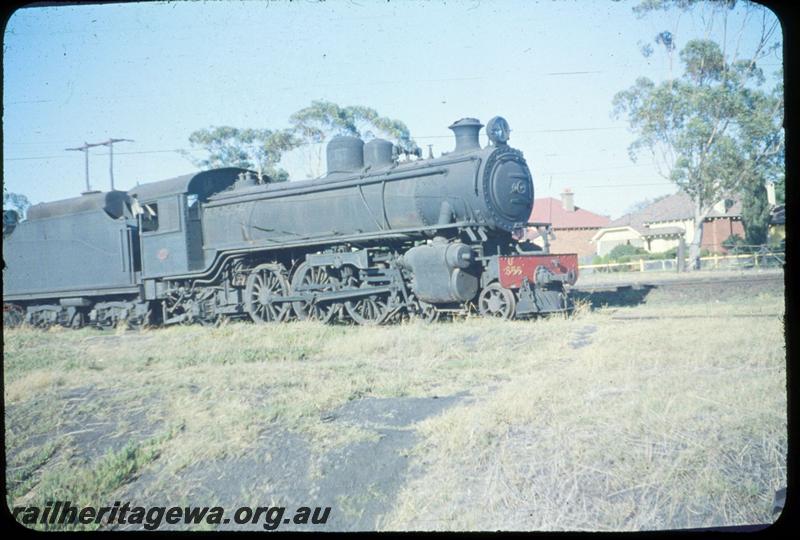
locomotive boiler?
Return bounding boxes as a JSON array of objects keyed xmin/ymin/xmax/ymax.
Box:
[{"xmin": 3, "ymin": 116, "xmax": 578, "ymax": 327}]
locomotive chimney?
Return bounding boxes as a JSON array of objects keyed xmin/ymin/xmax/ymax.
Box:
[
  {"xmin": 449, "ymin": 118, "xmax": 483, "ymax": 154},
  {"xmin": 561, "ymin": 188, "xmax": 575, "ymax": 212}
]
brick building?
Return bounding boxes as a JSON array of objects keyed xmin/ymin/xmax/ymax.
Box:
[
  {"xmin": 591, "ymin": 192, "xmax": 744, "ymax": 256},
  {"xmin": 524, "ymin": 189, "xmax": 611, "ymax": 262}
]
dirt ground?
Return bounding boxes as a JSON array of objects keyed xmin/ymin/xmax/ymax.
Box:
[{"xmin": 111, "ymin": 393, "xmax": 470, "ymax": 531}]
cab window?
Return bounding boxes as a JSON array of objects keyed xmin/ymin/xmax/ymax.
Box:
[
  {"xmin": 141, "ymin": 202, "xmax": 159, "ymax": 232},
  {"xmin": 187, "ymin": 193, "xmax": 200, "ymax": 219},
  {"xmin": 141, "ymin": 196, "xmax": 181, "ymax": 234}
]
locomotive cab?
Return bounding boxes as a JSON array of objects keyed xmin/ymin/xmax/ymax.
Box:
[{"xmin": 129, "ymin": 168, "xmax": 246, "ymax": 281}]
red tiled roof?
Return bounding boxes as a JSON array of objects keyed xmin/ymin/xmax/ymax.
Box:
[{"xmin": 530, "ymin": 197, "xmax": 610, "ymax": 229}]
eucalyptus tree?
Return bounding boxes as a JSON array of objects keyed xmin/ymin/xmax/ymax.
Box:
[
  {"xmin": 186, "ymin": 102, "xmax": 418, "ymax": 181},
  {"xmin": 184, "ymin": 127, "xmax": 299, "ymax": 182},
  {"xmin": 289, "ymin": 100, "xmax": 419, "ymax": 178},
  {"xmin": 3, "ymin": 190, "xmax": 31, "ymax": 218},
  {"xmin": 613, "ymin": 0, "xmax": 783, "ymax": 268}
]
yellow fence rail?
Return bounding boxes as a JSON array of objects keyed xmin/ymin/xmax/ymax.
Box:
[{"xmin": 579, "ymin": 251, "xmax": 785, "ymax": 272}]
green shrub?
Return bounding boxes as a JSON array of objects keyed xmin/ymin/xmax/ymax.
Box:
[
  {"xmin": 722, "ymin": 234, "xmax": 752, "ymax": 254},
  {"xmin": 608, "ymin": 244, "xmax": 648, "ymax": 261}
]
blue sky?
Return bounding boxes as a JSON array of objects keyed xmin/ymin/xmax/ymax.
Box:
[{"xmin": 3, "ymin": 0, "xmax": 782, "ymax": 218}]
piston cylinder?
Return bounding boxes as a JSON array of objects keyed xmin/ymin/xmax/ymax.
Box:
[{"xmin": 401, "ymin": 237, "xmax": 478, "ymax": 304}]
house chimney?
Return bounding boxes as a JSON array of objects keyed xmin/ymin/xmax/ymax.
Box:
[
  {"xmin": 766, "ymin": 181, "xmax": 776, "ymax": 206},
  {"xmin": 561, "ymin": 188, "xmax": 575, "ymax": 212}
]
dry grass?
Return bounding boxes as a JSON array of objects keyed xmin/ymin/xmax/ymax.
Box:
[
  {"xmin": 384, "ymin": 290, "xmax": 786, "ymax": 530},
  {"xmin": 3, "ymin": 281, "xmax": 786, "ymax": 531}
]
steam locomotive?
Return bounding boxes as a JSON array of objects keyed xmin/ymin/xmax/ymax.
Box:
[{"xmin": 2, "ymin": 116, "xmax": 578, "ymax": 327}]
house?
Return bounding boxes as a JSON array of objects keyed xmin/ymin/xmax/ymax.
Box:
[
  {"xmin": 524, "ymin": 189, "xmax": 611, "ymax": 261},
  {"xmin": 766, "ymin": 181, "xmax": 785, "ymax": 242},
  {"xmin": 769, "ymin": 205, "xmax": 785, "ymax": 241},
  {"xmin": 591, "ymin": 192, "xmax": 744, "ymax": 257}
]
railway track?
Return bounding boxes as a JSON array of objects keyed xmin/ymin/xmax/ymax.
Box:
[
  {"xmin": 610, "ymin": 313, "xmax": 783, "ymax": 321},
  {"xmin": 572, "ymin": 272, "xmax": 784, "ymax": 293},
  {"xmin": 571, "ymin": 271, "xmax": 784, "ymax": 321}
]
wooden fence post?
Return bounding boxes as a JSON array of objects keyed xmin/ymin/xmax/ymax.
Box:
[{"xmin": 677, "ymin": 237, "xmax": 686, "ymax": 273}]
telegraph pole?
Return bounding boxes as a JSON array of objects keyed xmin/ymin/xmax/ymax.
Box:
[
  {"xmin": 65, "ymin": 142, "xmax": 96, "ymax": 193},
  {"xmin": 66, "ymin": 138, "xmax": 133, "ymax": 193},
  {"xmin": 97, "ymin": 138, "xmax": 133, "ymax": 190}
]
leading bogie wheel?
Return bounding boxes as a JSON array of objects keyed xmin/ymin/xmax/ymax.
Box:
[
  {"xmin": 406, "ymin": 296, "xmax": 439, "ymax": 323},
  {"xmin": 478, "ymin": 283, "xmax": 517, "ymax": 320}
]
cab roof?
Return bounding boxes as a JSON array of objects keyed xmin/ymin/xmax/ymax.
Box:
[{"xmin": 128, "ymin": 168, "xmax": 249, "ymax": 202}]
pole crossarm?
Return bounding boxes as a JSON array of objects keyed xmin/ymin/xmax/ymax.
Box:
[{"xmin": 65, "ymin": 138, "xmax": 133, "ymax": 192}]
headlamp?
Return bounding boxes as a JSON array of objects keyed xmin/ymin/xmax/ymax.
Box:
[{"xmin": 486, "ymin": 116, "xmax": 511, "ymax": 145}]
